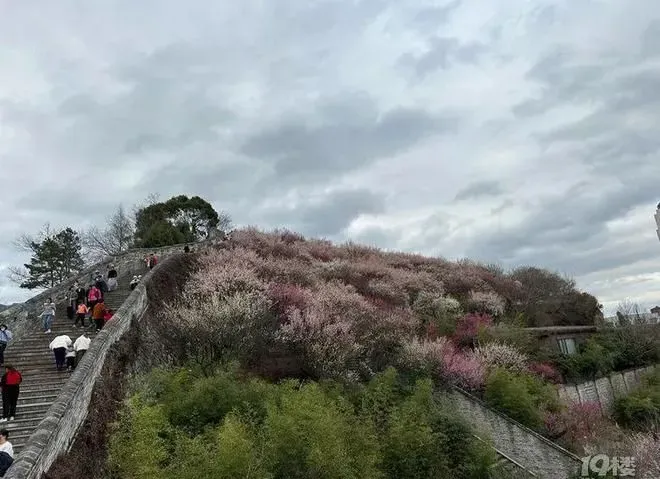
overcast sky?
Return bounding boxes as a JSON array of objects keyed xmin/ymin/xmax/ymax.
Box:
[{"xmin": 1, "ymin": 0, "xmax": 659, "ymax": 314}]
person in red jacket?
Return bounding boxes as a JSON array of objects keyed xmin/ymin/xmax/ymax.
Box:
[
  {"xmin": 103, "ymin": 309, "xmax": 114, "ymax": 321},
  {"xmin": 0, "ymin": 365, "xmax": 22, "ymax": 422}
]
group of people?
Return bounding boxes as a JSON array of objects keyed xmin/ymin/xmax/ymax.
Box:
[
  {"xmin": 0, "ymin": 252, "xmax": 167, "ymax": 471},
  {"xmin": 48, "ymin": 333, "xmax": 90, "ymax": 372}
]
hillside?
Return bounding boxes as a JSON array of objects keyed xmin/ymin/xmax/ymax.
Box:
[{"xmin": 42, "ymin": 229, "xmax": 659, "ymax": 479}]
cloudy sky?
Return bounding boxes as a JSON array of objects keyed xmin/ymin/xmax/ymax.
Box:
[{"xmin": 1, "ymin": 0, "xmax": 659, "ymax": 314}]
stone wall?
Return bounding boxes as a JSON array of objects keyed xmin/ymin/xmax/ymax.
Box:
[
  {"xmin": 4, "ymin": 252, "xmax": 198, "ymax": 479},
  {"xmin": 451, "ymin": 388, "xmax": 581, "ymax": 479},
  {"xmin": 556, "ymin": 365, "xmax": 657, "ymax": 414}
]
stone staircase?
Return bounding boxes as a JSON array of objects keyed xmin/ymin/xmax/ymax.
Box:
[{"xmin": 1, "ymin": 276, "xmax": 136, "ymax": 454}]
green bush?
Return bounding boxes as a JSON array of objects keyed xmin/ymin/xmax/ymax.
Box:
[
  {"xmin": 477, "ymin": 324, "xmax": 536, "ymax": 355},
  {"xmin": 108, "ymin": 397, "xmax": 172, "ymax": 479},
  {"xmin": 547, "ymin": 327, "xmax": 660, "ymax": 382},
  {"xmin": 108, "ymin": 367, "xmax": 497, "ymax": 479},
  {"xmin": 612, "ymin": 369, "xmax": 660, "ymax": 431},
  {"xmin": 552, "ymin": 338, "xmax": 615, "ymax": 382},
  {"xmin": 484, "ymin": 368, "xmax": 560, "ymax": 429}
]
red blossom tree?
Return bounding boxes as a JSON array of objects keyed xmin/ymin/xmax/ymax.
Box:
[{"xmin": 453, "ymin": 313, "xmax": 494, "ymax": 347}]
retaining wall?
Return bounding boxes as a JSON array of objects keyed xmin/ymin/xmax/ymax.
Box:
[
  {"xmin": 5, "ymin": 251, "xmax": 198, "ymax": 479},
  {"xmin": 451, "ymin": 388, "xmax": 581, "ymax": 479},
  {"xmin": 556, "ymin": 365, "xmax": 657, "ymax": 414}
]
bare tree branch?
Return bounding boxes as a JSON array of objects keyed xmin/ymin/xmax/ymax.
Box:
[
  {"xmin": 6, "ymin": 266, "xmax": 30, "ymax": 285},
  {"xmin": 82, "ymin": 204, "xmax": 135, "ymax": 259},
  {"xmin": 217, "ymin": 210, "xmax": 233, "ymax": 232}
]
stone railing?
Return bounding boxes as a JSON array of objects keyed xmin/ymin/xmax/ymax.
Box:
[
  {"xmin": 556, "ymin": 365, "xmax": 657, "ymax": 414},
  {"xmin": 5, "ymin": 252, "xmax": 197, "ymax": 478},
  {"xmin": 451, "ymin": 388, "xmax": 581, "ymax": 478}
]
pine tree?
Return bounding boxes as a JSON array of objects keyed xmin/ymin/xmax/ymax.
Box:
[{"xmin": 19, "ymin": 227, "xmax": 84, "ymax": 289}]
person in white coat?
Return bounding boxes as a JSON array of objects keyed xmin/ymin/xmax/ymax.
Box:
[
  {"xmin": 49, "ymin": 335, "xmax": 72, "ymax": 371},
  {"xmin": 73, "ymin": 333, "xmax": 91, "ymax": 367}
]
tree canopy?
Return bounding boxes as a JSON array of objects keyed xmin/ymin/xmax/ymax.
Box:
[
  {"xmin": 10, "ymin": 226, "xmax": 84, "ymax": 289},
  {"xmin": 509, "ymin": 266, "xmax": 603, "ymax": 326},
  {"xmin": 134, "ymin": 195, "xmax": 230, "ymax": 248}
]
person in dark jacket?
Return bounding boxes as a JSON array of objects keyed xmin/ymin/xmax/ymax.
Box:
[
  {"xmin": 66, "ymin": 286, "xmax": 76, "ymax": 320},
  {"xmin": 75, "ymin": 282, "xmax": 86, "ymax": 305},
  {"xmin": 0, "ymin": 365, "xmax": 22, "ymax": 422}
]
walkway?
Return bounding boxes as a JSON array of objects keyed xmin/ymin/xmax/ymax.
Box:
[{"xmin": 2, "ymin": 278, "xmax": 134, "ymax": 453}]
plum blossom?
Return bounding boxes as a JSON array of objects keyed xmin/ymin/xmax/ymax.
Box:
[
  {"xmin": 468, "ymin": 290, "xmax": 506, "ymax": 316},
  {"xmin": 400, "ymin": 337, "xmax": 486, "ymax": 390},
  {"xmin": 474, "ymin": 342, "xmax": 528, "ymax": 373},
  {"xmin": 454, "ymin": 313, "xmax": 494, "ymax": 346}
]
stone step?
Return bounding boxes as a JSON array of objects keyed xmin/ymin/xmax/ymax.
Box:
[
  {"xmin": 12, "ymin": 393, "xmax": 59, "ymax": 406},
  {"xmin": 15, "ymin": 401, "xmax": 52, "ymax": 414},
  {"xmin": 0, "ymin": 416, "xmax": 42, "ymax": 430},
  {"xmin": 17, "ymin": 388, "xmax": 65, "ymax": 399}
]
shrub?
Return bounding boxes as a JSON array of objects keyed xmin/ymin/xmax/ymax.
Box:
[
  {"xmin": 157, "ymin": 369, "xmax": 279, "ymax": 435},
  {"xmin": 441, "ymin": 347, "xmax": 487, "ymax": 391},
  {"xmin": 595, "ymin": 326, "xmax": 660, "ymax": 371},
  {"xmin": 454, "ymin": 313, "xmax": 493, "ymax": 347},
  {"xmin": 186, "ymin": 248, "xmax": 265, "ymax": 298},
  {"xmin": 553, "ymin": 338, "xmax": 616, "ymax": 382},
  {"xmin": 162, "ymin": 290, "xmax": 276, "ymax": 373},
  {"xmin": 483, "ymin": 368, "xmax": 560, "ymax": 429},
  {"xmin": 398, "ymin": 337, "xmax": 447, "ymax": 375},
  {"xmin": 412, "ymin": 292, "xmax": 463, "ymax": 337},
  {"xmin": 612, "ymin": 392, "xmax": 660, "ymax": 432},
  {"xmin": 552, "ymin": 402, "xmax": 604, "ymax": 449},
  {"xmin": 528, "ymin": 362, "xmax": 563, "ymax": 384},
  {"xmin": 262, "ymin": 381, "xmax": 382, "ymax": 479},
  {"xmin": 266, "ymin": 282, "xmax": 313, "ymax": 320},
  {"xmin": 277, "ymin": 281, "xmax": 416, "ymax": 381},
  {"xmin": 474, "ymin": 342, "xmax": 528, "ymax": 373},
  {"xmin": 477, "ymin": 323, "xmax": 536, "ymax": 354},
  {"xmin": 468, "ymin": 290, "xmax": 506, "ymax": 316},
  {"xmin": 365, "ymin": 278, "xmax": 409, "ymax": 307},
  {"xmin": 109, "ymin": 367, "xmax": 498, "ymax": 479},
  {"xmin": 629, "ymin": 432, "xmax": 660, "ymax": 479},
  {"xmin": 107, "ymin": 396, "xmax": 171, "ymax": 479},
  {"xmin": 398, "ymin": 338, "xmax": 486, "ymax": 391}
]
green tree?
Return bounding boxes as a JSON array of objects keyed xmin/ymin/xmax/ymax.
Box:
[
  {"xmin": 134, "ymin": 195, "xmax": 230, "ymax": 248},
  {"xmin": 9, "ymin": 225, "xmax": 84, "ymax": 289}
]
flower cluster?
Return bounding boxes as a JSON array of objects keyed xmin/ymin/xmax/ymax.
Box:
[
  {"xmin": 468, "ymin": 290, "xmax": 506, "ymax": 316},
  {"xmin": 399, "ymin": 337, "xmax": 486, "ymax": 390},
  {"xmin": 528, "ymin": 362, "xmax": 563, "ymax": 384},
  {"xmin": 453, "ymin": 313, "xmax": 494, "ymax": 346},
  {"xmin": 473, "ymin": 342, "xmax": 528, "ymax": 373}
]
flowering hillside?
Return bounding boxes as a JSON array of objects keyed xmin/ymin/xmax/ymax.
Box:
[
  {"xmin": 161, "ymin": 228, "xmax": 601, "ymax": 388},
  {"xmin": 140, "ymin": 228, "xmax": 659, "ymax": 473}
]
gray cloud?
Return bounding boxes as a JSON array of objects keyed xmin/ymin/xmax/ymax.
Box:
[
  {"xmin": 258, "ymin": 188, "xmax": 386, "ymax": 238},
  {"xmin": 242, "ymin": 93, "xmax": 457, "ymax": 183},
  {"xmin": 454, "ymin": 180, "xmax": 503, "ymax": 201},
  {"xmin": 1, "ymin": 0, "xmax": 660, "ymax": 313},
  {"xmin": 400, "ymin": 37, "xmax": 486, "ymax": 78},
  {"xmin": 641, "ymin": 19, "xmax": 660, "ymax": 57}
]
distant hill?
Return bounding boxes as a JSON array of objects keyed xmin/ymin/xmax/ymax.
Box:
[{"xmin": 0, "ymin": 304, "xmax": 15, "ymax": 312}]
